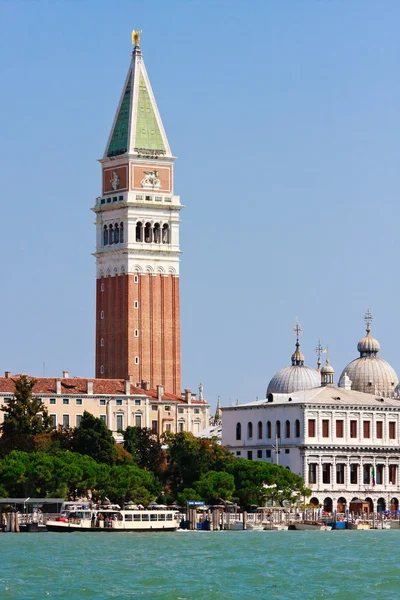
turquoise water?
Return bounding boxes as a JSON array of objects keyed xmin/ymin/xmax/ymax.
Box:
[{"xmin": 2, "ymin": 530, "xmax": 400, "ymax": 599}]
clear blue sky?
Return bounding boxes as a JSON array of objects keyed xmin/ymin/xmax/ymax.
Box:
[{"xmin": 0, "ymin": 1, "xmax": 399, "ymax": 411}]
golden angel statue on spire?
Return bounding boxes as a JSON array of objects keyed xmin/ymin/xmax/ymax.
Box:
[{"xmin": 132, "ymin": 30, "xmax": 142, "ymax": 47}]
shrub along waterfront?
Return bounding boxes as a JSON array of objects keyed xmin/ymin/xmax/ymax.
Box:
[{"xmin": 0, "ymin": 376, "xmax": 310, "ymax": 507}]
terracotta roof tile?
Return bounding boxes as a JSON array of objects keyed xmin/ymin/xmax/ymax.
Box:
[{"xmin": 0, "ymin": 375, "xmax": 209, "ymax": 405}]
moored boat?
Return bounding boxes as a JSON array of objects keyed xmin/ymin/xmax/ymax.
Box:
[
  {"xmin": 293, "ymin": 521, "xmax": 332, "ymax": 531},
  {"xmin": 46, "ymin": 506, "xmax": 179, "ymax": 533},
  {"xmin": 347, "ymin": 521, "xmax": 371, "ymax": 530},
  {"xmin": 263, "ymin": 524, "xmax": 289, "ymax": 531}
]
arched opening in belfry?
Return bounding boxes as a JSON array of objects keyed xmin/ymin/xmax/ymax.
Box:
[
  {"xmin": 136, "ymin": 222, "xmax": 143, "ymax": 242},
  {"xmin": 162, "ymin": 224, "xmax": 169, "ymax": 243},
  {"xmin": 103, "ymin": 225, "xmax": 109, "ymax": 246},
  {"xmin": 119, "ymin": 222, "xmax": 124, "ymax": 243},
  {"xmin": 108, "ymin": 224, "xmax": 114, "ymax": 244},
  {"xmin": 144, "ymin": 222, "xmax": 152, "ymax": 243},
  {"xmin": 114, "ymin": 223, "xmax": 119, "ymax": 244},
  {"xmin": 153, "ymin": 223, "xmax": 161, "ymax": 244}
]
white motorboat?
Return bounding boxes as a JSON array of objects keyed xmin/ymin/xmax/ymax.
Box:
[
  {"xmin": 245, "ymin": 523, "xmax": 264, "ymax": 531},
  {"xmin": 293, "ymin": 521, "xmax": 332, "ymax": 531},
  {"xmin": 46, "ymin": 505, "xmax": 180, "ymax": 533},
  {"xmin": 263, "ymin": 523, "xmax": 289, "ymax": 531},
  {"xmin": 347, "ymin": 521, "xmax": 371, "ymax": 530}
]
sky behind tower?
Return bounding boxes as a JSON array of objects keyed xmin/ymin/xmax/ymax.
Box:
[{"xmin": 0, "ymin": 1, "xmax": 399, "ymax": 410}]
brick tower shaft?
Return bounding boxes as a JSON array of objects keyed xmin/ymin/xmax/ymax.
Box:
[{"xmin": 93, "ymin": 35, "xmax": 182, "ymax": 394}]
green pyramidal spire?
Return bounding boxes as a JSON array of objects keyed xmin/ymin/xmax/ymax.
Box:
[{"xmin": 104, "ymin": 43, "xmax": 171, "ymax": 159}]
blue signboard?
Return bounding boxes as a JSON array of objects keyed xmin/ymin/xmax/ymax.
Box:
[{"xmin": 187, "ymin": 500, "xmax": 205, "ymax": 507}]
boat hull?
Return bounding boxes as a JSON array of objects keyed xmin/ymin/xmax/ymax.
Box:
[
  {"xmin": 46, "ymin": 523, "xmax": 177, "ymax": 533},
  {"xmin": 294, "ymin": 523, "xmax": 332, "ymax": 531},
  {"xmin": 347, "ymin": 522, "xmax": 371, "ymax": 530}
]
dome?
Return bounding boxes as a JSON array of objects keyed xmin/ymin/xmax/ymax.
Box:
[
  {"xmin": 357, "ymin": 328, "xmax": 380, "ymax": 355},
  {"xmin": 321, "ymin": 359, "xmax": 334, "ymax": 375},
  {"xmin": 339, "ymin": 311, "xmax": 398, "ymax": 395},
  {"xmin": 339, "ymin": 356, "xmax": 398, "ymax": 395},
  {"xmin": 267, "ymin": 365, "xmax": 321, "ymax": 395},
  {"xmin": 267, "ymin": 325, "xmax": 321, "ymax": 395}
]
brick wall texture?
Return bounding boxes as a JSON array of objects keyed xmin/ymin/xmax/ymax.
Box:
[{"xmin": 96, "ymin": 273, "xmax": 181, "ymax": 395}]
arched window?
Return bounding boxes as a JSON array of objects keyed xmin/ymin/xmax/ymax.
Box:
[
  {"xmin": 267, "ymin": 421, "xmax": 271, "ymax": 439},
  {"xmin": 258, "ymin": 421, "xmax": 262, "ymax": 439},
  {"xmin": 286, "ymin": 420, "xmax": 291, "ymax": 438},
  {"xmin": 162, "ymin": 224, "xmax": 169, "ymax": 244},
  {"xmin": 248, "ymin": 422, "xmax": 253, "ymax": 439},
  {"xmin": 114, "ymin": 223, "xmax": 119, "ymax": 244},
  {"xmin": 295, "ymin": 419, "xmax": 300, "ymax": 437},
  {"xmin": 109, "ymin": 224, "xmax": 114, "ymax": 245},
  {"xmin": 136, "ymin": 222, "xmax": 142, "ymax": 242},
  {"xmin": 236, "ymin": 423, "xmax": 241, "ymax": 441},
  {"xmin": 103, "ymin": 225, "xmax": 108, "ymax": 246},
  {"xmin": 120, "ymin": 222, "xmax": 124, "ymax": 243},
  {"xmin": 276, "ymin": 420, "xmax": 281, "ymax": 439},
  {"xmin": 145, "ymin": 222, "xmax": 152, "ymax": 243},
  {"xmin": 153, "ymin": 223, "xmax": 161, "ymax": 244}
]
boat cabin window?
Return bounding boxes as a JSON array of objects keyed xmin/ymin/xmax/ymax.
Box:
[
  {"xmin": 166, "ymin": 514, "xmax": 173, "ymax": 521},
  {"xmin": 142, "ymin": 514, "xmax": 149, "ymax": 521},
  {"xmin": 158, "ymin": 514, "xmax": 166, "ymax": 521},
  {"xmin": 124, "ymin": 514, "xmax": 133, "ymax": 521},
  {"xmin": 134, "ymin": 514, "xmax": 141, "ymax": 521},
  {"xmin": 150, "ymin": 514, "xmax": 158, "ymax": 521}
]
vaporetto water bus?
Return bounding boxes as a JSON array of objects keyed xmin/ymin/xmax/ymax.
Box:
[{"xmin": 46, "ymin": 505, "xmax": 180, "ymax": 533}]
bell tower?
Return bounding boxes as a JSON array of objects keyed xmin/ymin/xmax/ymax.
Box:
[{"xmin": 93, "ymin": 31, "xmax": 182, "ymax": 394}]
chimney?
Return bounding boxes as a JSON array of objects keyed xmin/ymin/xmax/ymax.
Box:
[
  {"xmin": 56, "ymin": 379, "xmax": 61, "ymax": 395},
  {"xmin": 185, "ymin": 389, "xmax": 192, "ymax": 404},
  {"xmin": 87, "ymin": 380, "xmax": 94, "ymax": 395},
  {"xmin": 63, "ymin": 370, "xmax": 69, "ymax": 379},
  {"xmin": 157, "ymin": 385, "xmax": 164, "ymax": 401},
  {"xmin": 141, "ymin": 380, "xmax": 150, "ymax": 391},
  {"xmin": 4, "ymin": 371, "xmax": 11, "ymax": 379},
  {"xmin": 125, "ymin": 380, "xmax": 131, "ymax": 395}
]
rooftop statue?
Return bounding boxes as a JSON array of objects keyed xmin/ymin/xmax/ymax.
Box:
[{"xmin": 132, "ymin": 30, "xmax": 142, "ymax": 47}]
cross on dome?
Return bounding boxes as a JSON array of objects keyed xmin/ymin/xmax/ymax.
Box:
[
  {"xmin": 292, "ymin": 318, "xmax": 304, "ymax": 342},
  {"xmin": 364, "ymin": 307, "xmax": 373, "ymax": 332}
]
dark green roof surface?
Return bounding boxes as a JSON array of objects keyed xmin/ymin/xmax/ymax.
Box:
[
  {"xmin": 107, "ymin": 73, "xmax": 132, "ymax": 157},
  {"xmin": 135, "ymin": 74, "xmax": 165, "ymax": 151}
]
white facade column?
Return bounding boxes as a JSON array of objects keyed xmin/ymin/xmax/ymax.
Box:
[
  {"xmin": 107, "ymin": 399, "xmax": 112, "ymax": 430},
  {"xmin": 127, "ymin": 398, "xmax": 131, "ymax": 427},
  {"xmin": 145, "ymin": 398, "xmax": 149, "ymax": 428}
]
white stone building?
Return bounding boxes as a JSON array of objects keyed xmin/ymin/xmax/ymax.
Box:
[{"xmin": 222, "ymin": 314, "xmax": 400, "ymax": 513}]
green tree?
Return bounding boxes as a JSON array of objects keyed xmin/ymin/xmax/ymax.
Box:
[
  {"xmin": 194, "ymin": 471, "xmax": 235, "ymax": 505},
  {"xmin": 123, "ymin": 427, "xmax": 164, "ymax": 474},
  {"xmin": 176, "ymin": 487, "xmax": 202, "ymax": 507},
  {"xmin": 0, "ymin": 375, "xmax": 52, "ymax": 455},
  {"xmin": 165, "ymin": 432, "xmax": 234, "ymax": 495},
  {"xmin": 72, "ymin": 411, "xmax": 117, "ymax": 465},
  {"xmin": 228, "ymin": 459, "xmax": 310, "ymax": 508},
  {"xmin": 104, "ymin": 464, "xmax": 161, "ymax": 507}
]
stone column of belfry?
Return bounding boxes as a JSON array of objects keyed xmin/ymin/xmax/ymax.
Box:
[{"xmin": 93, "ymin": 33, "xmax": 182, "ymax": 394}]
